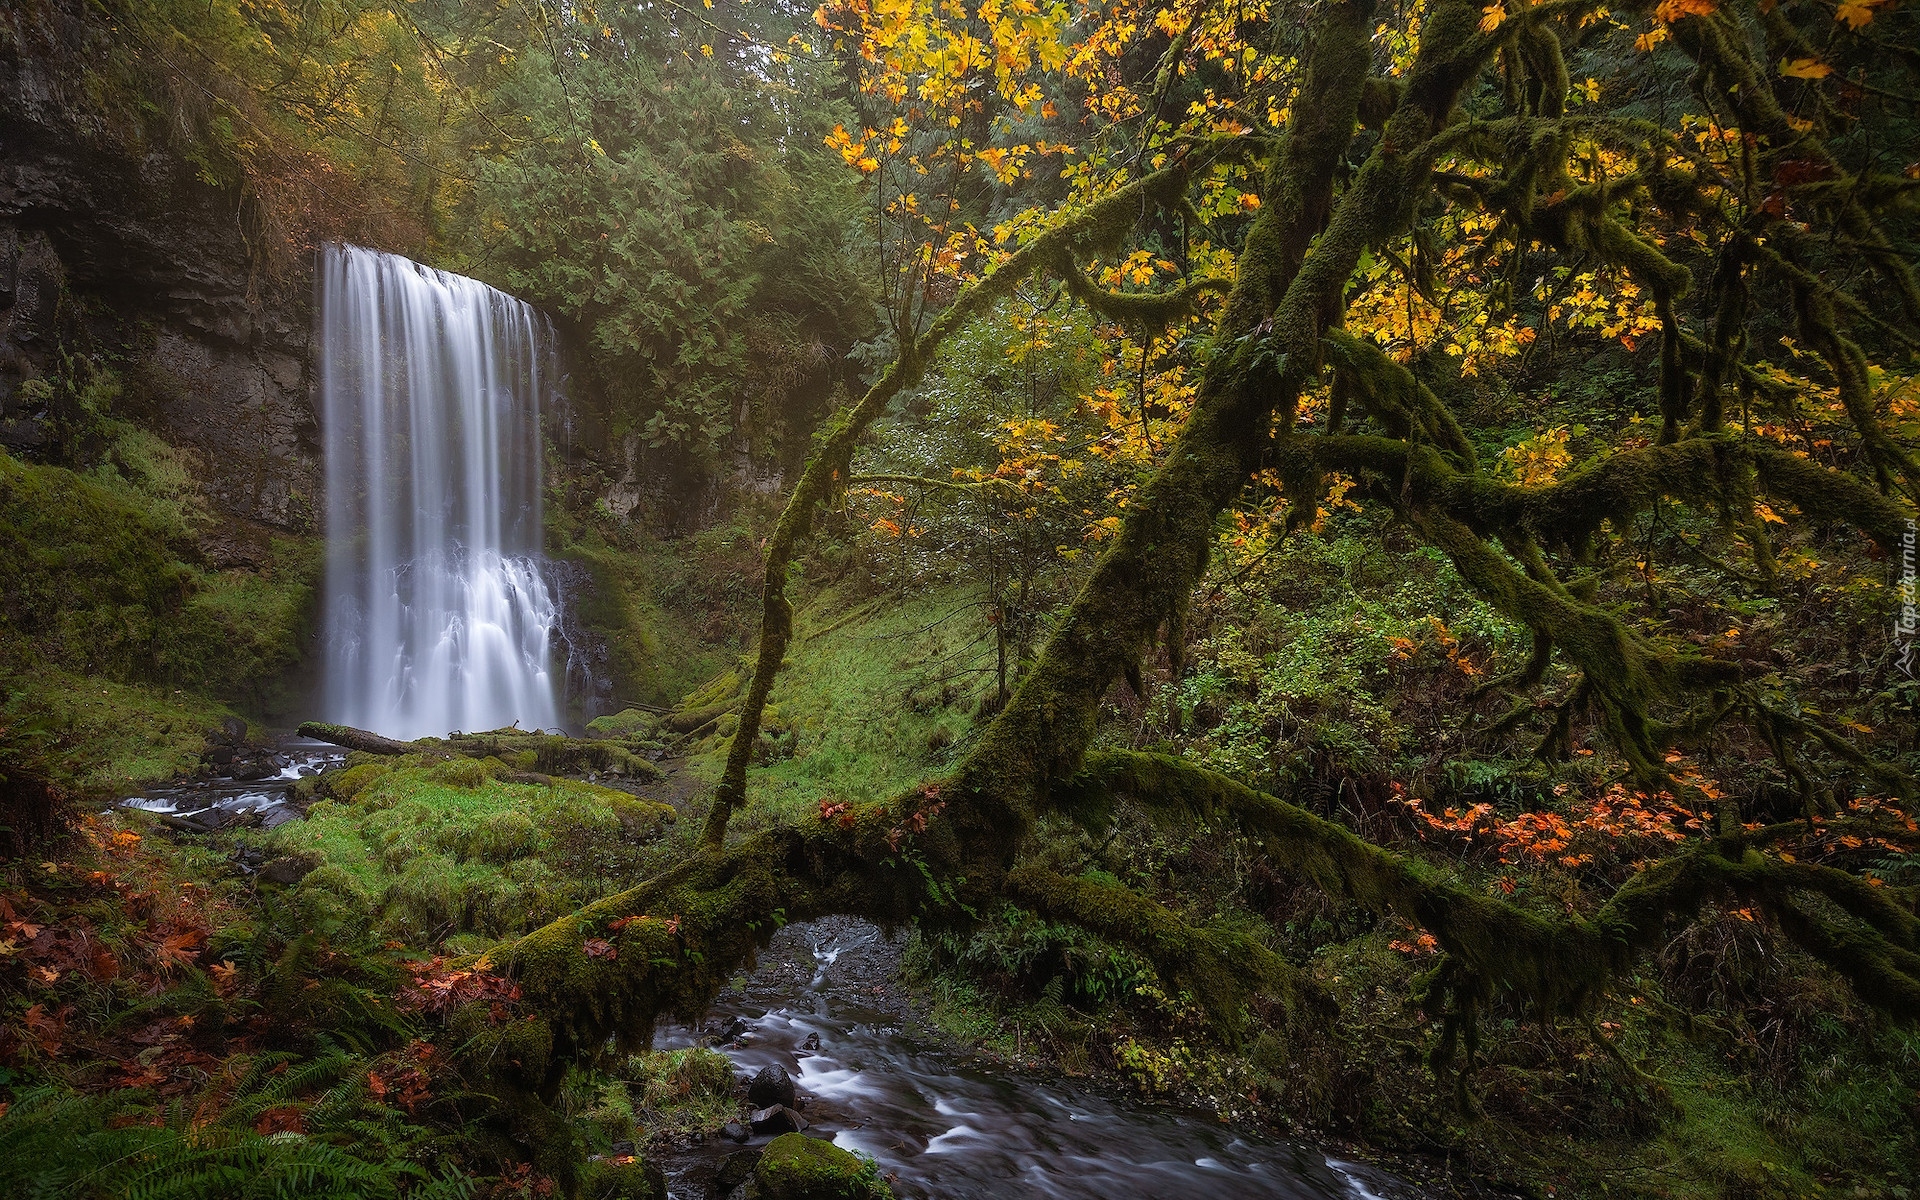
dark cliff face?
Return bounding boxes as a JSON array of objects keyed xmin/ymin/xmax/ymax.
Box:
[{"xmin": 0, "ymin": 8, "xmax": 320, "ymax": 548}]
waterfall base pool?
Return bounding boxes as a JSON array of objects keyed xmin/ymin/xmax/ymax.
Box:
[{"xmin": 655, "ymin": 917, "xmax": 1424, "ymax": 1200}]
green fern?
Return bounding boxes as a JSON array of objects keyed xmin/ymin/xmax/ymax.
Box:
[{"xmin": 0, "ymin": 1085, "xmax": 463, "ymax": 1200}]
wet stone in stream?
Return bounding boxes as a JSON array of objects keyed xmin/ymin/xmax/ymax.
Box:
[
  {"xmin": 655, "ymin": 916, "xmax": 1423, "ymax": 1200},
  {"xmin": 114, "ymin": 737, "xmax": 346, "ymax": 839}
]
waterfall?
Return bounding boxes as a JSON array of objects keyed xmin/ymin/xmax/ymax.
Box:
[{"xmin": 317, "ymin": 243, "xmax": 563, "ymax": 740}]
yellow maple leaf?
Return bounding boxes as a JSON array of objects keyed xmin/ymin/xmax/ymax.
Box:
[
  {"xmin": 1479, "ymin": 3, "xmax": 1506, "ymax": 31},
  {"xmin": 1780, "ymin": 57, "xmax": 1832, "ymax": 79},
  {"xmin": 1835, "ymin": 0, "xmax": 1888, "ymax": 28},
  {"xmin": 1654, "ymin": 0, "xmax": 1716, "ymax": 20}
]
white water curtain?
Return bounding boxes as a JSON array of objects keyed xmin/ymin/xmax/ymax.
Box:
[{"xmin": 318, "ymin": 244, "xmax": 562, "ymax": 739}]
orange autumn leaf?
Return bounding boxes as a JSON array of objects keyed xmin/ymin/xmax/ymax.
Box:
[
  {"xmin": 152, "ymin": 931, "xmax": 203, "ymax": 974},
  {"xmin": 1780, "ymin": 57, "xmax": 1832, "ymax": 79},
  {"xmin": 1835, "ymin": 0, "xmax": 1891, "ymax": 28},
  {"xmin": 1654, "ymin": 0, "xmax": 1716, "ymax": 19}
]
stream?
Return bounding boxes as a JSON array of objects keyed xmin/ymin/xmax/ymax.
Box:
[
  {"xmin": 115, "ymin": 738, "xmax": 345, "ymax": 833},
  {"xmin": 116, "ymin": 753, "xmax": 1424, "ymax": 1198},
  {"xmin": 655, "ymin": 917, "xmax": 1423, "ymax": 1200}
]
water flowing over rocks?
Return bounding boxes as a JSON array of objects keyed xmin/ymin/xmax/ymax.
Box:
[{"xmin": 658, "ymin": 917, "xmax": 1422, "ymax": 1200}]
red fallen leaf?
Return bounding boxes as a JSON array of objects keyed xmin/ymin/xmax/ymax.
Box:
[
  {"xmin": 91, "ymin": 948, "xmax": 120, "ymax": 982},
  {"xmin": 367, "ymin": 1070, "xmax": 388, "ymax": 1100},
  {"xmin": 663, "ymin": 916, "xmax": 681, "ymax": 936},
  {"xmin": 253, "ymin": 1107, "xmax": 304, "ymax": 1136},
  {"xmin": 22, "ymin": 1003, "xmax": 68, "ymax": 1056},
  {"xmin": 151, "ymin": 931, "xmax": 204, "ymax": 975},
  {"xmin": 113, "ymin": 1061, "xmax": 167, "ymax": 1089},
  {"xmin": 583, "ymin": 938, "xmax": 617, "ymax": 960},
  {"xmin": 1774, "ymin": 158, "xmax": 1835, "ymax": 186}
]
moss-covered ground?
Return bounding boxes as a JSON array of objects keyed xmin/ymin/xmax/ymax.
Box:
[
  {"xmin": 0, "ymin": 744, "xmax": 751, "ymax": 1198},
  {"xmin": 689, "ymin": 582, "xmax": 985, "ymax": 823},
  {"xmin": 1, "ymin": 440, "xmax": 321, "ymax": 796},
  {"xmin": 277, "ymin": 753, "xmax": 676, "ymax": 951}
]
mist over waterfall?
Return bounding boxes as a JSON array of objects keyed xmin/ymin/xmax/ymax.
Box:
[{"xmin": 318, "ymin": 244, "xmax": 563, "ymax": 740}]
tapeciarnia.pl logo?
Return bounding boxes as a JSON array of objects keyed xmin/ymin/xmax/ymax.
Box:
[{"xmin": 1899, "ymin": 519, "xmax": 1917, "ymax": 676}]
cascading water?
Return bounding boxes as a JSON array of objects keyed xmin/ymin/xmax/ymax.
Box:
[{"xmin": 317, "ymin": 243, "xmax": 563, "ymax": 740}]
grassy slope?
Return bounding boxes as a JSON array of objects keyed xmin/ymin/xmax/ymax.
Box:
[
  {"xmin": 682, "ymin": 581, "xmax": 987, "ymax": 826},
  {"xmin": 0, "ymin": 448, "xmax": 321, "ymax": 793}
]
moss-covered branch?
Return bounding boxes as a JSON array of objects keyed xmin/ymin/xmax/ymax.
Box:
[
  {"xmin": 1003, "ymin": 863, "xmax": 1324, "ymax": 1031},
  {"xmin": 1075, "ymin": 751, "xmax": 1920, "ymax": 1022},
  {"xmin": 1050, "ymin": 252, "xmax": 1231, "ymax": 325}
]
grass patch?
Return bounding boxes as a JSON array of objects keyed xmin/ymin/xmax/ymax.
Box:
[
  {"xmin": 699, "ymin": 582, "xmax": 987, "ymax": 825},
  {"xmin": 1, "ymin": 445, "xmax": 320, "ymax": 794},
  {"xmin": 3, "ymin": 668, "xmax": 236, "ymax": 791}
]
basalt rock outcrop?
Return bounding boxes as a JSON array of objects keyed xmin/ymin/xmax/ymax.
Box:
[{"xmin": 0, "ymin": 4, "xmax": 319, "ymax": 543}]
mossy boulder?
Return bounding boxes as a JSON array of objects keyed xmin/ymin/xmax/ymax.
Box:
[
  {"xmin": 579, "ymin": 1156, "xmax": 666, "ymax": 1200},
  {"xmin": 427, "ymin": 756, "xmax": 495, "ymax": 789},
  {"xmin": 273, "ymin": 760, "xmax": 677, "ymax": 942},
  {"xmin": 586, "ymin": 708, "xmax": 657, "ymax": 738},
  {"xmin": 607, "ymin": 794, "xmax": 675, "ymax": 839},
  {"xmin": 327, "ymin": 760, "xmax": 394, "ymax": 801},
  {"xmin": 750, "ymin": 1134, "xmax": 891, "ymax": 1200}
]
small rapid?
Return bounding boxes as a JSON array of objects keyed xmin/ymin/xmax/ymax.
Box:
[{"xmin": 657, "ymin": 918, "xmax": 1421, "ymax": 1200}]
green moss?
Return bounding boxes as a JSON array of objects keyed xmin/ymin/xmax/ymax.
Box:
[
  {"xmin": 606, "ymin": 1047, "xmax": 739, "ymax": 1144},
  {"xmin": 751, "ymin": 1134, "xmax": 891, "ymax": 1200},
  {"xmin": 701, "ymin": 582, "xmax": 980, "ymax": 825},
  {"xmin": 328, "ymin": 760, "xmax": 395, "ymax": 801},
  {"xmin": 580, "ymin": 1156, "xmax": 666, "ymax": 1200},
  {"xmin": 3, "ymin": 667, "xmax": 235, "ymax": 791},
  {"xmin": 272, "ymin": 761, "xmax": 676, "ymax": 944},
  {"xmin": 0, "ymin": 447, "xmax": 192, "ymax": 681},
  {"xmin": 0, "ymin": 447, "xmax": 320, "ymax": 792},
  {"xmin": 587, "ymin": 708, "xmax": 658, "ymax": 738}
]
